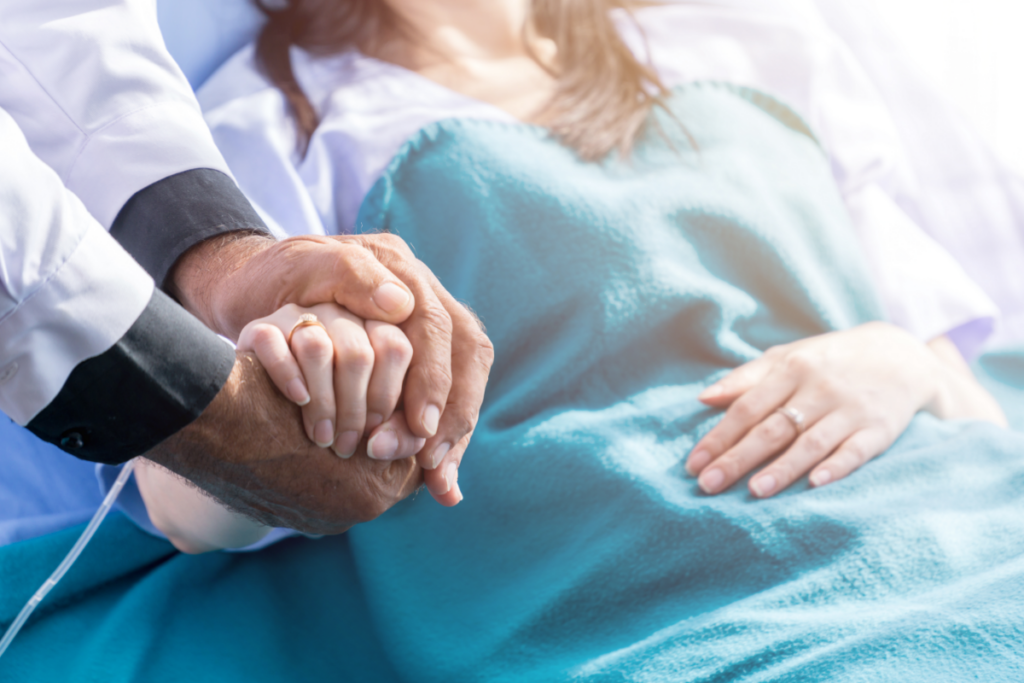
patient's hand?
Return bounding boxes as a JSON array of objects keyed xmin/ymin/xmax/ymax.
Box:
[
  {"xmin": 141, "ymin": 302, "xmax": 434, "ymax": 552},
  {"xmin": 686, "ymin": 322, "xmax": 1007, "ymax": 499},
  {"xmin": 237, "ymin": 303, "xmax": 419, "ymax": 461},
  {"xmin": 237, "ymin": 302, "xmax": 464, "ymax": 505},
  {"xmin": 169, "ymin": 232, "xmax": 492, "ymax": 507}
]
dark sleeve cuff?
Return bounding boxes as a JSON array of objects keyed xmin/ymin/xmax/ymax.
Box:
[
  {"xmin": 109, "ymin": 168, "xmax": 269, "ymax": 288},
  {"xmin": 26, "ymin": 288, "xmax": 236, "ymax": 465}
]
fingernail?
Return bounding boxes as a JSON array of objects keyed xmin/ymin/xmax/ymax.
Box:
[
  {"xmin": 429, "ymin": 442, "xmax": 451, "ymax": 470},
  {"xmin": 414, "ymin": 437, "xmax": 427, "ymax": 454},
  {"xmin": 686, "ymin": 448, "xmax": 711, "ymax": 475},
  {"xmin": 422, "ymin": 404, "xmax": 441, "ymax": 437},
  {"xmin": 373, "ymin": 282, "xmax": 411, "ymax": 314},
  {"xmin": 368, "ymin": 430, "xmax": 399, "ymax": 460},
  {"xmin": 699, "ymin": 468, "xmax": 725, "ymax": 494},
  {"xmin": 451, "ymin": 480, "xmax": 464, "ymax": 504},
  {"xmin": 366, "ymin": 413, "xmax": 384, "ymax": 431},
  {"xmin": 442, "ymin": 461, "xmax": 458, "ymax": 495},
  {"xmin": 333, "ymin": 430, "xmax": 360, "ymax": 459},
  {"xmin": 700, "ymin": 385, "xmax": 723, "ymax": 400},
  {"xmin": 287, "ymin": 378, "xmax": 310, "ymax": 406},
  {"xmin": 751, "ymin": 474, "xmax": 777, "ymax": 498},
  {"xmin": 314, "ymin": 420, "xmax": 335, "ymax": 448},
  {"xmin": 811, "ymin": 469, "xmax": 832, "ymax": 487}
]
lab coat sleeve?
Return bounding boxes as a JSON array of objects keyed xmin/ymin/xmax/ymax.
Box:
[
  {"xmin": 0, "ymin": 107, "xmax": 235, "ymax": 465},
  {"xmin": 0, "ymin": 0, "xmax": 269, "ymax": 287}
]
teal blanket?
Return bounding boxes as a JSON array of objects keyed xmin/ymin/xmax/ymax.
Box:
[{"xmin": 6, "ymin": 84, "xmax": 1024, "ymax": 682}]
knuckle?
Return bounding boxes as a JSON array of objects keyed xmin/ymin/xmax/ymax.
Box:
[
  {"xmin": 784, "ymin": 351, "xmax": 816, "ymax": 375},
  {"xmin": 474, "ymin": 332, "xmax": 496, "ymax": 369},
  {"xmin": 372, "ymin": 325, "xmax": 413, "ymax": 362},
  {"xmin": 378, "ymin": 232, "xmax": 405, "ymax": 250},
  {"xmin": 756, "ymin": 416, "xmax": 790, "ymax": 444},
  {"xmin": 337, "ymin": 338, "xmax": 375, "ymax": 370},
  {"xmin": 800, "ymin": 430, "xmax": 830, "ymax": 454},
  {"xmin": 335, "ymin": 402, "xmax": 366, "ymax": 423},
  {"xmin": 700, "ymin": 434, "xmax": 725, "ymax": 455},
  {"xmin": 293, "ymin": 332, "xmax": 334, "ymax": 361},
  {"xmin": 768, "ymin": 461, "xmax": 795, "ymax": 484},
  {"xmin": 421, "ymin": 363, "xmax": 454, "ymax": 395},
  {"xmin": 714, "ymin": 456, "xmax": 741, "ymax": 482},
  {"xmin": 420, "ymin": 302, "xmax": 455, "ymax": 338},
  {"xmin": 445, "ymin": 408, "xmax": 478, "ymax": 439},
  {"xmin": 249, "ymin": 323, "xmax": 277, "ymax": 344},
  {"xmin": 728, "ymin": 399, "xmax": 758, "ymax": 424},
  {"xmin": 837, "ymin": 445, "xmax": 866, "ymax": 469},
  {"xmin": 846, "ymin": 395, "xmax": 875, "ymax": 420},
  {"xmin": 814, "ymin": 377, "xmax": 842, "ymax": 400}
]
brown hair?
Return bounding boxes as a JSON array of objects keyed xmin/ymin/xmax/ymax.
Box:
[{"xmin": 254, "ymin": 0, "xmax": 667, "ymax": 160}]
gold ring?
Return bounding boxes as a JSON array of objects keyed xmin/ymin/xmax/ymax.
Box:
[
  {"xmin": 287, "ymin": 313, "xmax": 328, "ymax": 345},
  {"xmin": 775, "ymin": 406, "xmax": 806, "ymax": 435}
]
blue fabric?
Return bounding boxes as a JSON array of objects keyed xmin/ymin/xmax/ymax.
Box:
[
  {"xmin": 156, "ymin": 0, "xmax": 264, "ymax": 90},
  {"xmin": 6, "ymin": 83, "xmax": 1024, "ymax": 681},
  {"xmin": 0, "ymin": 418, "xmax": 102, "ymax": 546}
]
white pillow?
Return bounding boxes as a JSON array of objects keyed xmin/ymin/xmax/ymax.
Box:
[{"xmin": 157, "ymin": 0, "xmax": 265, "ymax": 90}]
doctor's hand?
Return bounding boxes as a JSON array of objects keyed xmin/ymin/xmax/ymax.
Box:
[
  {"xmin": 685, "ymin": 322, "xmax": 1006, "ymax": 499},
  {"xmin": 168, "ymin": 232, "xmax": 495, "ymax": 505},
  {"xmin": 169, "ymin": 232, "xmax": 492, "ymax": 505},
  {"xmin": 238, "ymin": 301, "xmax": 465, "ymax": 505},
  {"xmin": 145, "ymin": 350, "xmax": 424, "ymax": 536}
]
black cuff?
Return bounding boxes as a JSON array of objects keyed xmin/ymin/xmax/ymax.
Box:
[
  {"xmin": 109, "ymin": 168, "xmax": 269, "ymax": 288},
  {"xmin": 27, "ymin": 288, "xmax": 236, "ymax": 465}
]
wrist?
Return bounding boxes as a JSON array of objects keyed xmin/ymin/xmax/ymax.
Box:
[
  {"xmin": 924, "ymin": 338, "xmax": 1009, "ymax": 427},
  {"xmin": 167, "ymin": 232, "xmax": 275, "ymax": 338}
]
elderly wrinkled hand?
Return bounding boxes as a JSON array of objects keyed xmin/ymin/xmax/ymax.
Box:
[
  {"xmin": 686, "ymin": 322, "xmax": 1007, "ymax": 499},
  {"xmin": 145, "ymin": 350, "xmax": 424, "ymax": 537},
  {"xmin": 165, "ymin": 230, "xmax": 489, "ymax": 522}
]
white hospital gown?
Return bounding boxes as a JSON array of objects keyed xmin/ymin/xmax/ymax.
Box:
[
  {"xmin": 199, "ymin": 0, "xmax": 999, "ymax": 360},
  {"xmin": 0, "ymin": 0, "xmax": 1005, "ymax": 552}
]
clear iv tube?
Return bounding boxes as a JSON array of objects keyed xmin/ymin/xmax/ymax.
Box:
[{"xmin": 0, "ymin": 458, "xmax": 137, "ymax": 660}]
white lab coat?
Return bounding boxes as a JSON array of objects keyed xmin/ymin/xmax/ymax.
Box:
[{"xmin": 0, "ymin": 0, "xmax": 235, "ymax": 426}]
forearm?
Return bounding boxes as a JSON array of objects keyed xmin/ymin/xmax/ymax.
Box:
[
  {"xmin": 136, "ymin": 458, "xmax": 271, "ymax": 554},
  {"xmin": 166, "ymin": 230, "xmax": 276, "ymax": 338},
  {"xmin": 0, "ymin": 107, "xmax": 236, "ymax": 463},
  {"xmin": 926, "ymin": 335, "xmax": 1008, "ymax": 427},
  {"xmin": 145, "ymin": 351, "xmax": 425, "ymax": 535}
]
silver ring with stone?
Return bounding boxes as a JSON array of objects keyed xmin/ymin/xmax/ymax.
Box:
[{"xmin": 775, "ymin": 406, "xmax": 806, "ymax": 435}]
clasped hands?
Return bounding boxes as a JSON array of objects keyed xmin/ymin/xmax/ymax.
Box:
[
  {"xmin": 236, "ymin": 301, "xmax": 462, "ymax": 500},
  {"xmin": 146, "ymin": 232, "xmax": 494, "ymax": 537}
]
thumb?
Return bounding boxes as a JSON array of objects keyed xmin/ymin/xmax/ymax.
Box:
[{"xmin": 279, "ymin": 236, "xmax": 417, "ymax": 324}]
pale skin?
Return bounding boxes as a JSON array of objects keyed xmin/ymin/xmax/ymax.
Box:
[
  {"xmin": 139, "ymin": 301, "xmax": 449, "ymax": 553},
  {"xmin": 359, "ymin": 0, "xmax": 1011, "ymax": 497},
  {"xmin": 146, "ymin": 0, "xmax": 1009, "ymax": 549},
  {"xmin": 165, "ymin": 232, "xmax": 489, "ymax": 510},
  {"xmin": 687, "ymin": 323, "xmax": 1007, "ymax": 498}
]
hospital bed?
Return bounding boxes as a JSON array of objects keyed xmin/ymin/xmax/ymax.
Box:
[{"xmin": 3, "ymin": 1, "xmax": 1024, "ymax": 680}]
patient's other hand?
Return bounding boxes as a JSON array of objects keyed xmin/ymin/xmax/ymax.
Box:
[
  {"xmin": 145, "ymin": 351, "xmax": 424, "ymax": 536},
  {"xmin": 685, "ymin": 322, "xmax": 1007, "ymax": 499}
]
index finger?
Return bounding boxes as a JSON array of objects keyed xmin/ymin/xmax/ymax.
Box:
[{"xmin": 418, "ymin": 302, "xmax": 493, "ymax": 472}]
